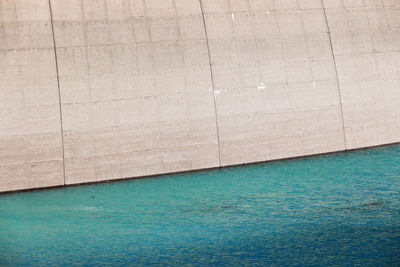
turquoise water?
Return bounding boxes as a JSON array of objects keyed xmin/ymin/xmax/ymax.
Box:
[{"xmin": 1, "ymin": 145, "xmax": 400, "ymax": 266}]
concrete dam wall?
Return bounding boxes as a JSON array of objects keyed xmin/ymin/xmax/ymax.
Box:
[{"xmin": 1, "ymin": 0, "xmax": 400, "ymax": 192}]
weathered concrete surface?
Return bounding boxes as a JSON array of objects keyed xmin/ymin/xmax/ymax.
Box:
[
  {"xmin": 50, "ymin": 0, "xmax": 219, "ymax": 185},
  {"xmin": 0, "ymin": 0, "xmax": 64, "ymax": 191},
  {"xmin": 203, "ymin": 0, "xmax": 346, "ymax": 166},
  {"xmin": 324, "ymin": 0, "xmax": 400, "ymax": 149},
  {"xmin": 1, "ymin": 0, "xmax": 400, "ymax": 192}
]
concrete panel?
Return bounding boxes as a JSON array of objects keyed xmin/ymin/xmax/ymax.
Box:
[
  {"xmin": 203, "ymin": 0, "xmax": 346, "ymax": 166},
  {"xmin": 324, "ymin": 1, "xmax": 400, "ymax": 149},
  {"xmin": 0, "ymin": 0, "xmax": 64, "ymax": 192},
  {"xmin": 50, "ymin": 0, "xmax": 219, "ymax": 184}
]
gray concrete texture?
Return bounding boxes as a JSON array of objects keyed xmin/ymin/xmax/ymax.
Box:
[
  {"xmin": 1, "ymin": 0, "xmax": 399, "ymax": 192},
  {"xmin": 0, "ymin": 0, "xmax": 64, "ymax": 191}
]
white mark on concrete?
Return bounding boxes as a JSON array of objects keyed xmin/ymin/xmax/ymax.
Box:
[
  {"xmin": 231, "ymin": 13, "xmax": 235, "ymax": 23},
  {"xmin": 214, "ymin": 90, "xmax": 221, "ymax": 97},
  {"xmin": 257, "ymin": 83, "xmax": 266, "ymax": 91},
  {"xmin": 313, "ymin": 81, "xmax": 316, "ymax": 88}
]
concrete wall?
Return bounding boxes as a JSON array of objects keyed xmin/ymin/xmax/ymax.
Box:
[
  {"xmin": 324, "ymin": 0, "xmax": 400, "ymax": 149},
  {"xmin": 50, "ymin": 0, "xmax": 219, "ymax": 185},
  {"xmin": 203, "ymin": 0, "xmax": 346, "ymax": 166},
  {"xmin": 0, "ymin": 0, "xmax": 64, "ymax": 191},
  {"xmin": 1, "ymin": 0, "xmax": 399, "ymax": 192}
]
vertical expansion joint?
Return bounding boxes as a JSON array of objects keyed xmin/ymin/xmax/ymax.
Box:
[
  {"xmin": 198, "ymin": 0, "xmax": 222, "ymax": 167},
  {"xmin": 48, "ymin": 0, "xmax": 67, "ymax": 185},
  {"xmin": 320, "ymin": 0, "xmax": 348, "ymax": 150}
]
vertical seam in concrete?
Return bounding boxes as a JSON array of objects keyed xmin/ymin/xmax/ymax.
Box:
[
  {"xmin": 198, "ymin": 0, "xmax": 222, "ymax": 167},
  {"xmin": 321, "ymin": 0, "xmax": 348, "ymax": 150},
  {"xmin": 48, "ymin": 0, "xmax": 67, "ymax": 185}
]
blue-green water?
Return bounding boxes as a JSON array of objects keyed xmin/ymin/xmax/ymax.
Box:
[{"xmin": 1, "ymin": 145, "xmax": 400, "ymax": 266}]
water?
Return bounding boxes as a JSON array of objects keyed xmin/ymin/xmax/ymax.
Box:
[{"xmin": 1, "ymin": 145, "xmax": 400, "ymax": 266}]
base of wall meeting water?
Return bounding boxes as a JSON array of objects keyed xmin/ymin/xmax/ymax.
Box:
[
  {"xmin": 2, "ymin": 142, "xmax": 399, "ymax": 195},
  {"xmin": 1, "ymin": 1, "xmax": 400, "ymax": 193}
]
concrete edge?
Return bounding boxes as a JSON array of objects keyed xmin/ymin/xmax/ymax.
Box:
[{"xmin": 1, "ymin": 141, "xmax": 399, "ymax": 195}]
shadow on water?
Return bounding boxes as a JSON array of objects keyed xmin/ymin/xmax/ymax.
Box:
[{"xmin": 346, "ymin": 199, "xmax": 386, "ymax": 211}]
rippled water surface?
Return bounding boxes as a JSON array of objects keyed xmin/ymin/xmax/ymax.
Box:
[{"xmin": 1, "ymin": 145, "xmax": 400, "ymax": 266}]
